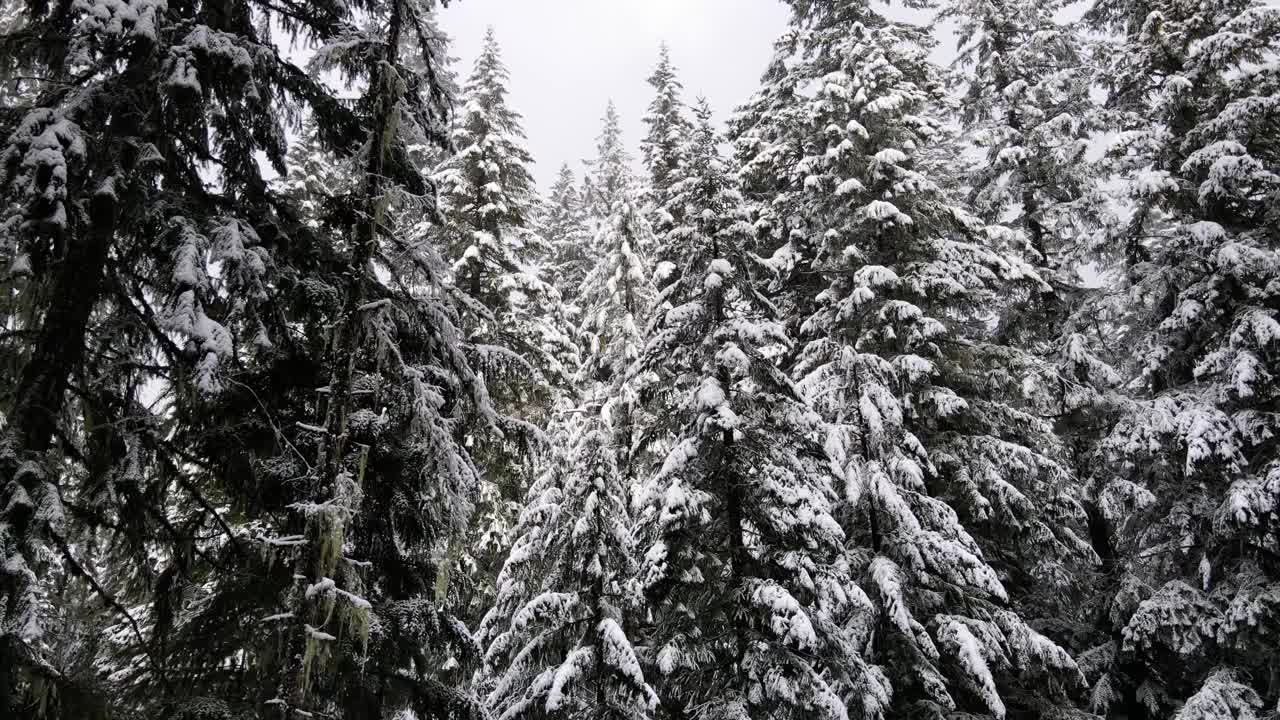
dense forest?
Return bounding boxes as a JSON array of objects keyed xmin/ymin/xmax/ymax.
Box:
[{"xmin": 1, "ymin": 0, "xmax": 1277, "ymax": 718}]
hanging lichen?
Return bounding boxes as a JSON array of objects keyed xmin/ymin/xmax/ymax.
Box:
[
  {"xmin": 301, "ymin": 624, "xmax": 337, "ymax": 694},
  {"xmin": 335, "ymin": 592, "xmax": 372, "ymax": 656},
  {"xmin": 317, "ymin": 514, "xmax": 345, "ymax": 580}
]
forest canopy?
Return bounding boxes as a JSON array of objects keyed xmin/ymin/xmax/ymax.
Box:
[{"xmin": 1, "ymin": 1, "xmax": 1278, "ymax": 719}]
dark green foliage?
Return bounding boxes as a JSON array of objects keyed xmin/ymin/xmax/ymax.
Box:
[{"xmin": 0, "ymin": 1, "xmax": 485, "ymax": 718}]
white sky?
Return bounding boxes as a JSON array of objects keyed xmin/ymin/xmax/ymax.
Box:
[{"xmin": 440, "ymin": 0, "xmax": 793, "ymax": 189}]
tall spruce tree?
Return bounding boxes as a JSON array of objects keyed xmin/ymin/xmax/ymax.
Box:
[
  {"xmin": 480, "ymin": 149, "xmax": 662, "ymax": 719},
  {"xmin": 473, "ymin": 396, "xmax": 580, "ymax": 669},
  {"xmin": 641, "ymin": 43, "xmax": 691, "ymax": 276},
  {"xmin": 734, "ymin": 2, "xmax": 1092, "ymax": 717},
  {"xmin": 432, "ymin": 27, "xmax": 577, "ymax": 625},
  {"xmin": 243, "ymin": 4, "xmax": 492, "ymax": 718},
  {"xmin": 539, "ymin": 163, "xmax": 595, "ymax": 304},
  {"xmin": 479, "ymin": 400, "xmax": 657, "ymax": 720},
  {"xmin": 940, "ymin": 0, "xmax": 1097, "ymax": 276},
  {"xmin": 1075, "ymin": 0, "xmax": 1280, "ymax": 715},
  {"xmin": 434, "ymin": 26, "xmax": 574, "ymax": 404},
  {"xmin": 938, "ymin": 0, "xmax": 1117, "ymax": 389},
  {"xmin": 636, "ymin": 99, "xmax": 869, "ymax": 720},
  {"xmin": 583, "ymin": 101, "xmax": 637, "ymax": 231},
  {"xmin": 8, "ymin": 2, "xmax": 1278, "ymax": 720},
  {"xmin": 940, "ymin": 0, "xmax": 1124, "ymax": 634},
  {"xmin": 0, "ymin": 0, "xmax": 357, "ymax": 714},
  {"xmin": 0, "ymin": 1, "xmax": 491, "ymax": 718},
  {"xmin": 576, "ymin": 194, "xmax": 657, "ymax": 483}
]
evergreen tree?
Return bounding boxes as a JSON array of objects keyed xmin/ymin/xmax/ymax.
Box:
[
  {"xmin": 277, "ymin": 118, "xmax": 361, "ymax": 231},
  {"xmin": 939, "ymin": 0, "xmax": 1124, "ymax": 634},
  {"xmin": 576, "ymin": 194, "xmax": 657, "ymax": 482},
  {"xmin": 1, "ymin": 1, "xmax": 489, "ymax": 717},
  {"xmin": 637, "ymin": 99, "xmax": 867, "ymax": 720},
  {"xmin": 436, "ymin": 27, "xmax": 539, "ymax": 289},
  {"xmin": 252, "ymin": 4, "xmax": 489, "ymax": 718},
  {"xmin": 641, "ymin": 43, "xmax": 691, "ymax": 275},
  {"xmin": 1076, "ymin": 0, "xmax": 1280, "ymax": 714},
  {"xmin": 735, "ymin": 3, "xmax": 1091, "ymax": 717},
  {"xmin": 941, "ymin": 0, "xmax": 1097, "ymax": 277},
  {"xmin": 473, "ymin": 397, "xmax": 580, "ymax": 677},
  {"xmin": 434, "ymin": 26, "xmax": 573, "ymax": 402},
  {"xmin": 540, "ymin": 163, "xmax": 595, "ymax": 304},
  {"xmin": 583, "ymin": 101, "xmax": 637, "ymax": 229},
  {"xmin": 7, "ymin": 2, "xmax": 1277, "ymax": 719},
  {"xmin": 480, "ymin": 402, "xmax": 658, "ymax": 720},
  {"xmin": 432, "ymin": 27, "xmax": 578, "ymax": 625},
  {"xmin": 0, "ymin": 0, "xmax": 356, "ymax": 714},
  {"xmin": 481, "ymin": 169, "xmax": 662, "ymax": 720},
  {"xmin": 938, "ymin": 0, "xmax": 1112, "ymax": 352},
  {"xmin": 484, "ymin": 167, "xmax": 660, "ymax": 716}
]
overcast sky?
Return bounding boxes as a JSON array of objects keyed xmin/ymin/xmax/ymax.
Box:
[{"xmin": 439, "ymin": 0, "xmax": 792, "ymax": 189}]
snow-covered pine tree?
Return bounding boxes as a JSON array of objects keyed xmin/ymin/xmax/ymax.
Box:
[
  {"xmin": 941, "ymin": 0, "xmax": 1097, "ymax": 279},
  {"xmin": 939, "ymin": 0, "xmax": 1124, "ymax": 630},
  {"xmin": 539, "ymin": 163, "xmax": 595, "ymax": 304},
  {"xmin": 472, "ymin": 149, "xmax": 662, "ymax": 719},
  {"xmin": 259, "ymin": 3, "xmax": 497, "ymax": 717},
  {"xmin": 436, "ymin": 27, "xmax": 538, "ymax": 290},
  {"xmin": 576, "ymin": 103, "xmax": 658, "ymax": 442},
  {"xmin": 1075, "ymin": 0, "xmax": 1280, "ymax": 714},
  {"xmin": 529, "ymin": 164, "xmax": 590, "ymax": 372},
  {"xmin": 734, "ymin": 2, "xmax": 1092, "ymax": 717},
  {"xmin": 576, "ymin": 192, "xmax": 658, "ymax": 486},
  {"xmin": 636, "ymin": 99, "xmax": 868, "ymax": 720},
  {"xmin": 730, "ymin": 26, "xmax": 820, "ymax": 342},
  {"xmin": 473, "ymin": 396, "xmax": 581, "ymax": 676},
  {"xmin": 277, "ymin": 118, "xmax": 362, "ymax": 231},
  {"xmin": 0, "ymin": 0, "xmax": 381, "ymax": 714},
  {"xmin": 480, "ymin": 155, "xmax": 665, "ymax": 717},
  {"xmin": 0, "ymin": 0, "xmax": 493, "ymax": 717},
  {"xmin": 641, "ymin": 43, "xmax": 692, "ymax": 276},
  {"xmin": 432, "ymin": 27, "xmax": 578, "ymax": 624},
  {"xmin": 582, "ymin": 101, "xmax": 638, "ymax": 233},
  {"xmin": 939, "ymin": 0, "xmax": 1118, "ymax": 399},
  {"xmin": 480, "ymin": 399, "xmax": 658, "ymax": 720},
  {"xmin": 403, "ymin": 18, "xmax": 461, "ymax": 175},
  {"xmin": 434, "ymin": 26, "xmax": 574, "ymax": 403}
]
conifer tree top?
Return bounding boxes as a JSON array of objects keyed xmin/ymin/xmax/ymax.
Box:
[
  {"xmin": 437, "ymin": 26, "xmax": 538, "ymax": 233},
  {"xmin": 642, "ymin": 42, "xmax": 690, "ymax": 199},
  {"xmin": 584, "ymin": 99, "xmax": 636, "ymax": 218},
  {"xmin": 465, "ymin": 26, "xmax": 522, "ymax": 129}
]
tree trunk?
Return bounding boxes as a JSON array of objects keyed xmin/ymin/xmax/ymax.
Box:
[{"xmin": 276, "ymin": 3, "xmax": 405, "ymax": 714}]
